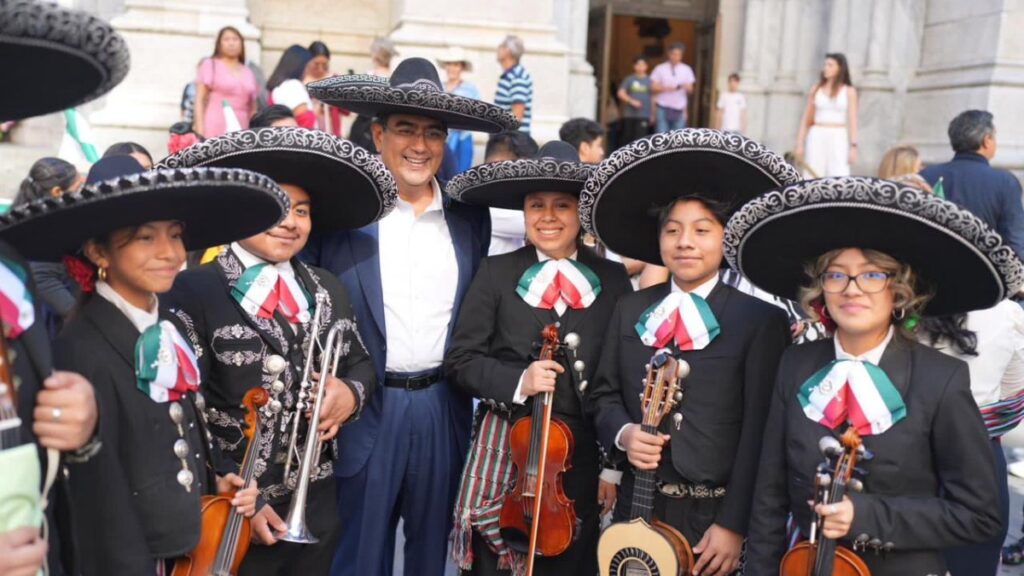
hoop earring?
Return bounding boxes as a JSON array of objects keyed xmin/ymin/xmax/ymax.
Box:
[
  {"xmin": 98, "ymin": 267, "xmax": 107, "ymax": 282},
  {"xmin": 893, "ymin": 308, "xmax": 906, "ymax": 321}
]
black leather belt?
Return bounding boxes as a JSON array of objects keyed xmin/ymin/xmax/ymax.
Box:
[{"xmin": 384, "ymin": 368, "xmax": 442, "ymax": 391}]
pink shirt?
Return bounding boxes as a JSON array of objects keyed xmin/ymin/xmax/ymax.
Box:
[
  {"xmin": 197, "ymin": 57, "xmax": 258, "ymax": 137},
  {"xmin": 650, "ymin": 61, "xmax": 695, "ymax": 111}
]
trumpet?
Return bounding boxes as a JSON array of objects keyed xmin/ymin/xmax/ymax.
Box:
[{"xmin": 277, "ymin": 294, "xmax": 347, "ymax": 544}]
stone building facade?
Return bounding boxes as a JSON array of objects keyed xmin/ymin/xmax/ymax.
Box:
[{"xmin": 2, "ymin": 0, "xmax": 1022, "ymax": 197}]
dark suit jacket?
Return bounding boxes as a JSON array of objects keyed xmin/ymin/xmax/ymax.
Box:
[
  {"xmin": 744, "ymin": 336, "xmax": 1003, "ymax": 576},
  {"xmin": 589, "ymin": 280, "xmax": 790, "ymax": 535},
  {"xmin": 445, "ymin": 245, "xmax": 632, "ymax": 422},
  {"xmin": 302, "ymin": 196, "xmax": 490, "ymax": 477},
  {"xmin": 4, "ymin": 240, "xmax": 74, "ymax": 575},
  {"xmin": 920, "ymin": 152, "xmax": 1024, "ymax": 259},
  {"xmin": 164, "ymin": 248, "xmax": 375, "ymax": 506},
  {"xmin": 54, "ymin": 296, "xmax": 216, "ymax": 574}
]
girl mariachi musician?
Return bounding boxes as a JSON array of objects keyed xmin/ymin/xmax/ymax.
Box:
[
  {"xmin": 729, "ymin": 177, "xmax": 1021, "ymax": 576},
  {"xmin": 445, "ymin": 141, "xmax": 632, "ymax": 575},
  {"xmin": 584, "ymin": 129, "xmax": 794, "ymax": 576},
  {"xmin": 6, "ymin": 155, "xmax": 287, "ymax": 575}
]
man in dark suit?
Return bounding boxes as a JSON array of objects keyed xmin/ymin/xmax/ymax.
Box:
[
  {"xmin": 920, "ymin": 110, "xmax": 1024, "ymax": 260},
  {"xmin": 302, "ymin": 58, "xmax": 518, "ymax": 575}
]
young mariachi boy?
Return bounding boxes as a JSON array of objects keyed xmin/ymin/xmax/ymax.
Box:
[
  {"xmin": 584, "ymin": 129, "xmax": 795, "ymax": 575},
  {"xmin": 159, "ymin": 127, "xmax": 396, "ymax": 575}
]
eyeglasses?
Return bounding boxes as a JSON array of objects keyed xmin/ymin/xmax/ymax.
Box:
[
  {"xmin": 386, "ymin": 124, "xmax": 448, "ymax": 143},
  {"xmin": 819, "ymin": 271, "xmax": 892, "ymax": 294}
]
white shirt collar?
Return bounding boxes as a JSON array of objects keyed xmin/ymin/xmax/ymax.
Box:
[
  {"xmin": 834, "ymin": 326, "xmax": 895, "ymax": 365},
  {"xmin": 670, "ymin": 273, "xmax": 719, "ymax": 299},
  {"xmin": 231, "ymin": 241, "xmax": 295, "ymax": 276},
  {"xmin": 95, "ymin": 280, "xmax": 159, "ymax": 333},
  {"xmin": 536, "ymin": 249, "xmax": 578, "ymax": 262},
  {"xmin": 395, "ymin": 179, "xmax": 444, "ymax": 215}
]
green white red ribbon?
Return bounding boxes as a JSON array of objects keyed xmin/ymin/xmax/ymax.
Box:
[
  {"xmin": 0, "ymin": 257, "xmax": 35, "ymax": 339},
  {"xmin": 516, "ymin": 259, "xmax": 601, "ymax": 316},
  {"xmin": 798, "ymin": 359, "xmax": 906, "ymax": 436},
  {"xmin": 231, "ymin": 263, "xmax": 312, "ymax": 324},
  {"xmin": 135, "ymin": 320, "xmax": 200, "ymax": 403},
  {"xmin": 635, "ymin": 292, "xmax": 720, "ymax": 350}
]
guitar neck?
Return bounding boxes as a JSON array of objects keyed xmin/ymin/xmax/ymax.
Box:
[{"xmin": 629, "ymin": 424, "xmax": 659, "ymax": 524}]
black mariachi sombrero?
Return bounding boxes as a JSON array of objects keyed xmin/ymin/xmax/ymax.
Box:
[
  {"xmin": 0, "ymin": 0, "xmax": 130, "ymax": 121},
  {"xmin": 579, "ymin": 129, "xmax": 800, "ymax": 264},
  {"xmin": 0, "ymin": 156, "xmax": 289, "ymax": 262},
  {"xmin": 307, "ymin": 57, "xmax": 519, "ymax": 133},
  {"xmin": 157, "ymin": 127, "xmax": 398, "ymax": 231},
  {"xmin": 723, "ymin": 176, "xmax": 1024, "ymax": 316},
  {"xmin": 446, "ymin": 141, "xmax": 595, "ymax": 209}
]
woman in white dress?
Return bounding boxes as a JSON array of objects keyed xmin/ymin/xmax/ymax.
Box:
[{"xmin": 795, "ymin": 53, "xmax": 859, "ymax": 177}]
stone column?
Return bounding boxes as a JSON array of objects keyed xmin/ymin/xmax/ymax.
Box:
[
  {"xmin": 861, "ymin": 0, "xmax": 892, "ymax": 88},
  {"xmin": 737, "ymin": 0, "xmax": 765, "ymax": 91},
  {"xmin": 773, "ymin": 0, "xmax": 802, "ymax": 91},
  {"xmin": 88, "ymin": 0, "xmax": 260, "ymax": 153}
]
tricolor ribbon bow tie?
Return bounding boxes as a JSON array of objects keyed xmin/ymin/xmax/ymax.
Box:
[
  {"xmin": 516, "ymin": 259, "xmax": 602, "ymax": 316},
  {"xmin": 798, "ymin": 359, "xmax": 907, "ymax": 436},
  {"xmin": 0, "ymin": 257, "xmax": 35, "ymax": 339},
  {"xmin": 635, "ymin": 291, "xmax": 720, "ymax": 351},
  {"xmin": 231, "ymin": 263, "xmax": 313, "ymax": 324},
  {"xmin": 135, "ymin": 320, "xmax": 200, "ymax": 403}
]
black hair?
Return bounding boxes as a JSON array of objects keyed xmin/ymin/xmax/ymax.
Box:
[
  {"xmin": 558, "ymin": 118, "xmax": 605, "ymax": 150},
  {"xmin": 948, "ymin": 110, "xmax": 995, "ymax": 154},
  {"xmin": 484, "ymin": 130, "xmax": 540, "ymax": 162},
  {"xmin": 919, "ymin": 314, "xmax": 979, "ymax": 357},
  {"xmin": 250, "ymin": 104, "xmax": 296, "ymax": 128},
  {"xmin": 632, "ymin": 55, "xmax": 647, "ymax": 64},
  {"xmin": 267, "ymin": 45, "xmax": 313, "ymax": 92},
  {"xmin": 213, "ymin": 26, "xmax": 246, "ymax": 64},
  {"xmin": 728, "ymin": 72, "xmax": 741, "ymax": 82},
  {"xmin": 15, "ymin": 157, "xmax": 78, "ymax": 206},
  {"xmin": 103, "ymin": 142, "xmax": 154, "ymax": 166},
  {"xmin": 308, "ymin": 41, "xmax": 330, "ymax": 59},
  {"xmin": 818, "ymin": 52, "xmax": 853, "ymax": 97},
  {"xmin": 654, "ymin": 194, "xmax": 731, "ymax": 229}
]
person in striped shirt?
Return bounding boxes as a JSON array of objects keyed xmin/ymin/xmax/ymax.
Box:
[{"xmin": 495, "ymin": 35, "xmax": 533, "ymax": 134}]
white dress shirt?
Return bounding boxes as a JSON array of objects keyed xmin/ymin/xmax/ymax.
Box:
[
  {"xmin": 379, "ymin": 180, "xmax": 459, "ymax": 372},
  {"xmin": 614, "ymin": 273, "xmax": 720, "ymax": 451},
  {"xmin": 488, "ymin": 207, "xmax": 526, "ymax": 256},
  {"xmin": 96, "ymin": 280, "xmax": 159, "ymax": 333},
  {"xmin": 835, "ymin": 325, "xmax": 894, "ymax": 364},
  {"xmin": 231, "ymin": 242, "xmax": 300, "ymax": 333},
  {"xmin": 924, "ymin": 300, "xmax": 1024, "ymax": 406}
]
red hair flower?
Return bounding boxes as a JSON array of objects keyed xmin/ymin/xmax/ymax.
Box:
[
  {"xmin": 63, "ymin": 255, "xmax": 96, "ymax": 293},
  {"xmin": 811, "ymin": 299, "xmax": 837, "ymax": 333}
]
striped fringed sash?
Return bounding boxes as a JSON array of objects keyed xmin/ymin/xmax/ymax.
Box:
[
  {"xmin": 980, "ymin": 389, "xmax": 1024, "ymax": 438},
  {"xmin": 450, "ymin": 407, "xmax": 525, "ymax": 575}
]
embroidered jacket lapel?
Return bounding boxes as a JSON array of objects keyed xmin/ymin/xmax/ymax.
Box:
[{"xmin": 216, "ymin": 248, "xmax": 289, "ymax": 356}]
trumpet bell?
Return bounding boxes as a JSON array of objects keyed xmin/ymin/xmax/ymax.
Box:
[{"xmin": 275, "ymin": 522, "xmax": 319, "ymax": 544}]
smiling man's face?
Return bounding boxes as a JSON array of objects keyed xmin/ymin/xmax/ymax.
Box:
[{"xmin": 372, "ymin": 114, "xmax": 447, "ymax": 192}]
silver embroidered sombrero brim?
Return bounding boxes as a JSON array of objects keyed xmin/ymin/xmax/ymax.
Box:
[
  {"xmin": 1, "ymin": 0, "xmax": 130, "ymax": 121},
  {"xmin": 158, "ymin": 127, "xmax": 397, "ymax": 231},
  {"xmin": 0, "ymin": 167, "xmax": 289, "ymax": 262},
  {"xmin": 307, "ymin": 57, "xmax": 518, "ymax": 133},
  {"xmin": 579, "ymin": 129, "xmax": 800, "ymax": 264},
  {"xmin": 446, "ymin": 141, "xmax": 595, "ymax": 209},
  {"xmin": 724, "ymin": 176, "xmax": 1024, "ymax": 316}
]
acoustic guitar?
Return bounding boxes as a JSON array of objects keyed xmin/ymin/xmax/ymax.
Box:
[{"xmin": 597, "ymin": 349, "xmax": 694, "ymax": 576}]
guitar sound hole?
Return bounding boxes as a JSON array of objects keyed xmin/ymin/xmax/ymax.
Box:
[{"xmin": 610, "ymin": 548, "xmax": 660, "ymax": 576}]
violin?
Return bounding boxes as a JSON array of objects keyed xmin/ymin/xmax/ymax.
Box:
[
  {"xmin": 172, "ymin": 386, "xmax": 269, "ymax": 576},
  {"xmin": 0, "ymin": 331, "xmax": 20, "ymax": 450},
  {"xmin": 499, "ymin": 324, "xmax": 577, "ymax": 575},
  {"xmin": 780, "ymin": 427, "xmax": 872, "ymax": 576}
]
